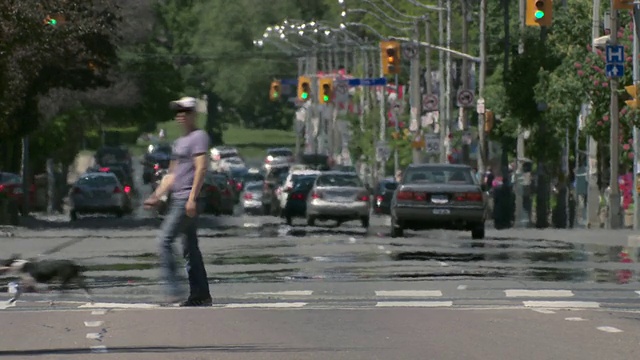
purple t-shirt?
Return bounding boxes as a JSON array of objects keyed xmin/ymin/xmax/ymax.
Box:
[{"xmin": 171, "ymin": 129, "xmax": 209, "ymax": 199}]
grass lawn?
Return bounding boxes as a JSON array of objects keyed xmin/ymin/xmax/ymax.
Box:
[{"xmin": 131, "ymin": 114, "xmax": 296, "ymax": 159}]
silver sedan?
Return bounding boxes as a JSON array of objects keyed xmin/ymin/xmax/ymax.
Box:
[
  {"xmin": 390, "ymin": 164, "xmax": 487, "ymax": 239},
  {"xmin": 69, "ymin": 172, "xmax": 132, "ymax": 221},
  {"xmin": 305, "ymin": 171, "xmax": 370, "ymax": 228}
]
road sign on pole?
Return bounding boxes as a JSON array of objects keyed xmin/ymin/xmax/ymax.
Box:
[
  {"xmin": 334, "ymin": 79, "xmax": 349, "ymax": 104},
  {"xmin": 456, "ymin": 89, "xmax": 475, "ymax": 108},
  {"xmin": 424, "ymin": 134, "xmax": 441, "ymax": 154},
  {"xmin": 422, "ymin": 94, "xmax": 439, "ymax": 112},
  {"xmin": 376, "ymin": 141, "xmax": 391, "ymax": 162},
  {"xmin": 403, "ymin": 42, "xmax": 418, "ymax": 59},
  {"xmin": 476, "ymin": 97, "xmax": 485, "ymax": 114},
  {"xmin": 605, "ymin": 45, "xmax": 625, "ymax": 78}
]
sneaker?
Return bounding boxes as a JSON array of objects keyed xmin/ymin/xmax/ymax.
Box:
[{"xmin": 179, "ymin": 297, "xmax": 213, "ymax": 307}]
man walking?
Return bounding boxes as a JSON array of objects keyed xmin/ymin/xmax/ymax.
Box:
[{"xmin": 144, "ymin": 96, "xmax": 212, "ymax": 307}]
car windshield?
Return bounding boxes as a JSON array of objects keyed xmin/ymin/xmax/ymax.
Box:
[
  {"xmin": 316, "ymin": 174, "xmax": 363, "ymax": 187},
  {"xmin": 293, "ymin": 176, "xmax": 317, "ymax": 190},
  {"xmin": 0, "ymin": 172, "xmax": 21, "ymax": 184},
  {"xmin": 244, "ymin": 173, "xmax": 264, "ymax": 182},
  {"xmin": 269, "ymin": 149, "xmax": 292, "ymax": 157},
  {"xmin": 152, "ymin": 145, "xmax": 172, "ymax": 154},
  {"xmin": 244, "ymin": 182, "xmax": 263, "ymax": 191},
  {"xmin": 230, "ymin": 168, "xmax": 248, "ymax": 178},
  {"xmin": 403, "ymin": 167, "xmax": 474, "ymax": 185},
  {"xmin": 219, "ymin": 152, "xmax": 238, "ymax": 159},
  {"xmin": 77, "ymin": 175, "xmax": 117, "ymax": 187}
]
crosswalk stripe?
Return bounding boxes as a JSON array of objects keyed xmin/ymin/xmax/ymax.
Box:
[
  {"xmin": 505, "ymin": 290, "xmax": 574, "ymax": 298},
  {"xmin": 523, "ymin": 301, "xmax": 600, "ymax": 309},
  {"xmin": 225, "ymin": 302, "xmax": 307, "ymax": 308},
  {"xmin": 375, "ymin": 301, "xmax": 453, "ymax": 308},
  {"xmin": 375, "ymin": 290, "xmax": 443, "ymax": 297},
  {"xmin": 246, "ymin": 291, "xmax": 313, "ymax": 296},
  {"xmin": 79, "ymin": 302, "xmax": 160, "ymax": 309}
]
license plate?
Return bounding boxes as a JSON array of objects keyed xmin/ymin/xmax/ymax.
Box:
[
  {"xmin": 332, "ymin": 196, "xmax": 352, "ymax": 203},
  {"xmin": 431, "ymin": 195, "xmax": 449, "ymax": 204},
  {"xmin": 433, "ymin": 209, "xmax": 451, "ymax": 215},
  {"xmin": 92, "ymin": 191, "xmax": 108, "ymax": 198}
]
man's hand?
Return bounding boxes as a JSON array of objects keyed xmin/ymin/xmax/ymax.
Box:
[
  {"xmin": 143, "ymin": 194, "xmax": 160, "ymax": 209},
  {"xmin": 185, "ymin": 199, "xmax": 197, "ymax": 217}
]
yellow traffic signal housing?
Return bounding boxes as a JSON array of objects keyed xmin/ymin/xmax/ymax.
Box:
[
  {"xmin": 525, "ymin": 0, "xmax": 552, "ymax": 27},
  {"xmin": 380, "ymin": 41, "xmax": 401, "ymax": 75},
  {"xmin": 297, "ymin": 76, "xmax": 311, "ymax": 102},
  {"xmin": 269, "ymin": 80, "xmax": 281, "ymax": 101},
  {"xmin": 614, "ymin": 0, "xmax": 634, "ymax": 10},
  {"xmin": 625, "ymin": 84, "xmax": 639, "ymax": 109},
  {"xmin": 318, "ymin": 77, "xmax": 333, "ymax": 104},
  {"xmin": 484, "ymin": 110, "xmax": 495, "ymax": 133}
]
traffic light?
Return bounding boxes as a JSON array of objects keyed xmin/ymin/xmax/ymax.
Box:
[
  {"xmin": 43, "ymin": 14, "xmax": 65, "ymax": 26},
  {"xmin": 297, "ymin": 76, "xmax": 311, "ymax": 102},
  {"xmin": 525, "ymin": 0, "xmax": 552, "ymax": 27},
  {"xmin": 380, "ymin": 41, "xmax": 401, "ymax": 75},
  {"xmin": 318, "ymin": 77, "xmax": 333, "ymax": 104},
  {"xmin": 269, "ymin": 80, "xmax": 281, "ymax": 101},
  {"xmin": 484, "ymin": 110, "xmax": 494, "ymax": 133},
  {"xmin": 625, "ymin": 84, "xmax": 639, "ymax": 109}
]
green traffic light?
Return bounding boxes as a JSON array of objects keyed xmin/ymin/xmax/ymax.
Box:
[
  {"xmin": 323, "ymin": 95, "xmax": 329, "ymax": 102},
  {"xmin": 534, "ymin": 10, "xmax": 544, "ymax": 19},
  {"xmin": 273, "ymin": 92, "xmax": 279, "ymax": 98},
  {"xmin": 301, "ymin": 92, "xmax": 308, "ymax": 99}
]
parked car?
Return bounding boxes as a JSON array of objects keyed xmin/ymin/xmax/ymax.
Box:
[
  {"xmin": 389, "ymin": 164, "xmax": 487, "ymax": 239},
  {"xmin": 210, "ymin": 146, "xmax": 241, "ymax": 171},
  {"xmin": 261, "ymin": 165, "xmax": 290, "ymax": 215},
  {"xmin": 306, "ymin": 171, "xmax": 370, "ymax": 228},
  {"xmin": 282, "ymin": 175, "xmax": 318, "ymax": 225},
  {"xmin": 202, "ymin": 171, "xmax": 235, "ymax": 215},
  {"xmin": 278, "ymin": 169, "xmax": 322, "ymax": 212},
  {"xmin": 240, "ymin": 181, "xmax": 264, "ymax": 215},
  {"xmin": 87, "ymin": 165, "xmax": 134, "ymax": 196},
  {"xmin": 226, "ymin": 166, "xmax": 249, "ymax": 200},
  {"xmin": 69, "ymin": 172, "xmax": 132, "ymax": 221},
  {"xmin": 95, "ymin": 146, "xmax": 132, "ymax": 172},
  {"xmin": 0, "ymin": 172, "xmax": 35, "ymax": 214},
  {"xmin": 372, "ymin": 178, "xmax": 398, "ymax": 215}
]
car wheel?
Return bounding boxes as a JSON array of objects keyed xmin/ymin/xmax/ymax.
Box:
[
  {"xmin": 361, "ymin": 216, "xmax": 370, "ymax": 228},
  {"xmin": 70, "ymin": 210, "xmax": 78, "ymax": 222},
  {"xmin": 286, "ymin": 214, "xmax": 293, "ymax": 226},
  {"xmin": 390, "ymin": 216, "xmax": 403, "ymax": 238},
  {"xmin": 471, "ymin": 226, "xmax": 485, "ymax": 239},
  {"xmin": 306, "ymin": 214, "xmax": 316, "ymax": 226},
  {"xmin": 115, "ymin": 210, "xmax": 124, "ymax": 218},
  {"xmin": 263, "ymin": 204, "xmax": 270, "ymax": 215}
]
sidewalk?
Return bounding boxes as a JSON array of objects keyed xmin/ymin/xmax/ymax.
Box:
[{"xmin": 486, "ymin": 227, "xmax": 639, "ymax": 247}]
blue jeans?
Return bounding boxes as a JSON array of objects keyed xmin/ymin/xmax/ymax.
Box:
[{"xmin": 157, "ymin": 197, "xmax": 211, "ymax": 300}]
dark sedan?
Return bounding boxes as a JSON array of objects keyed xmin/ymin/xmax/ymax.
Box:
[
  {"xmin": 372, "ymin": 178, "xmax": 398, "ymax": 215},
  {"xmin": 283, "ymin": 175, "xmax": 318, "ymax": 225},
  {"xmin": 142, "ymin": 143, "xmax": 172, "ymax": 184},
  {"xmin": 202, "ymin": 171, "xmax": 235, "ymax": 215}
]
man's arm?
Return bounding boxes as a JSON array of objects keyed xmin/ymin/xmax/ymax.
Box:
[
  {"xmin": 188, "ymin": 131, "xmax": 209, "ymax": 202},
  {"xmin": 152, "ymin": 160, "xmax": 176, "ymax": 198}
]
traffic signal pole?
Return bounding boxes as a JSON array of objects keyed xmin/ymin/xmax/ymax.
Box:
[
  {"xmin": 633, "ymin": 0, "xmax": 640, "ymax": 229},
  {"xmin": 587, "ymin": 0, "xmax": 601, "ymax": 228},
  {"xmin": 609, "ymin": 8, "xmax": 622, "ymax": 229}
]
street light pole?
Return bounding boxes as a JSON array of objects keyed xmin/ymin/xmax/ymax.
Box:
[
  {"xmin": 634, "ymin": 1, "xmax": 640, "ymax": 229},
  {"xmin": 411, "ymin": 20, "xmax": 422, "ymax": 165},
  {"xmin": 478, "ymin": 0, "xmax": 487, "ymax": 176},
  {"xmin": 609, "ymin": 8, "xmax": 622, "ymax": 229},
  {"xmin": 438, "ymin": 0, "xmax": 446, "ymax": 163}
]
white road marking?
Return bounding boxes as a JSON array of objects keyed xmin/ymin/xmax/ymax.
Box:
[
  {"xmin": 375, "ymin": 290, "xmax": 443, "ymax": 297},
  {"xmin": 565, "ymin": 317, "xmax": 587, "ymax": 321},
  {"xmin": 635, "ymin": 290, "xmax": 640, "ymax": 297},
  {"xmin": 523, "ymin": 301, "xmax": 600, "ymax": 309},
  {"xmin": 243, "ymin": 223, "xmax": 259, "ymax": 228},
  {"xmin": 84, "ymin": 321, "xmax": 104, "ymax": 327},
  {"xmin": 438, "ymin": 261, "xmax": 449, "ymax": 266},
  {"xmin": 597, "ymin": 326, "xmax": 623, "ymax": 333},
  {"xmin": 91, "ymin": 310, "xmax": 107, "ymax": 315},
  {"xmin": 0, "ymin": 301, "xmax": 15, "ymax": 310},
  {"xmin": 457, "ymin": 285, "xmax": 468, "ymax": 290},
  {"xmin": 375, "ymin": 301, "xmax": 453, "ymax": 308},
  {"xmin": 79, "ymin": 302, "xmax": 160, "ymax": 309},
  {"xmin": 225, "ymin": 302, "xmax": 307, "ymax": 308},
  {"xmin": 90, "ymin": 345, "xmax": 108, "ymax": 353},
  {"xmin": 505, "ymin": 290, "xmax": 574, "ymax": 298},
  {"xmin": 531, "ymin": 309, "xmax": 556, "ymax": 314},
  {"xmin": 247, "ymin": 291, "xmax": 313, "ymax": 296},
  {"xmin": 377, "ymin": 245, "xmax": 385, "ymax": 250},
  {"xmin": 86, "ymin": 333, "xmax": 103, "ymax": 340},
  {"xmin": 385, "ymin": 250, "xmax": 392, "ymax": 254}
]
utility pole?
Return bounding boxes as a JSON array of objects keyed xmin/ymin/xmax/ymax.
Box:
[
  {"xmin": 514, "ymin": 0, "xmax": 526, "ymax": 227},
  {"xmin": 633, "ymin": 1, "xmax": 640, "ymax": 229},
  {"xmin": 444, "ymin": 0, "xmax": 453, "ymax": 163},
  {"xmin": 379, "ymin": 45, "xmax": 386, "ymax": 179},
  {"xmin": 424, "ymin": 15, "xmax": 434, "ymax": 163},
  {"xmin": 411, "ymin": 20, "xmax": 423, "ymax": 165},
  {"xmin": 478, "ymin": 0, "xmax": 487, "ymax": 176},
  {"xmin": 461, "ymin": 0, "xmax": 470, "ymax": 164},
  {"xmin": 609, "ymin": 7, "xmax": 622, "ymax": 229},
  {"xmin": 587, "ymin": 0, "xmax": 601, "ymax": 228},
  {"xmin": 438, "ymin": 0, "xmax": 447, "ymax": 163},
  {"xmin": 310, "ymin": 54, "xmax": 319, "ymax": 154}
]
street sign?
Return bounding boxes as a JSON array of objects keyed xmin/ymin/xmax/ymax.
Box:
[
  {"xmin": 606, "ymin": 45, "xmax": 624, "ymax": 63},
  {"xmin": 424, "ymin": 134, "xmax": 440, "ymax": 154},
  {"xmin": 605, "ymin": 63, "xmax": 624, "ymax": 78},
  {"xmin": 476, "ymin": 97, "xmax": 485, "ymax": 114},
  {"xmin": 456, "ymin": 89, "xmax": 475, "ymax": 108},
  {"xmin": 376, "ymin": 141, "xmax": 391, "ymax": 162},
  {"xmin": 334, "ymin": 79, "xmax": 349, "ymax": 104},
  {"xmin": 422, "ymin": 94, "xmax": 439, "ymax": 112},
  {"xmin": 403, "ymin": 42, "xmax": 418, "ymax": 59},
  {"xmin": 350, "ymin": 77, "xmax": 387, "ymax": 86}
]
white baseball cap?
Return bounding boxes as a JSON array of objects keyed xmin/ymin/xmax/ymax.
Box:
[{"xmin": 169, "ymin": 96, "xmax": 197, "ymax": 111}]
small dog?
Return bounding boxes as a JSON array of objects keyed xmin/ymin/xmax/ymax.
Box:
[{"xmin": 0, "ymin": 254, "xmax": 93, "ymax": 305}]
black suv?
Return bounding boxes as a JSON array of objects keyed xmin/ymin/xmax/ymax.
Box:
[{"xmin": 261, "ymin": 165, "xmax": 289, "ymax": 215}]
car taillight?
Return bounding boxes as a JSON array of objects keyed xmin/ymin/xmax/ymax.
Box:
[
  {"xmin": 376, "ymin": 195, "xmax": 383, "ymax": 203},
  {"xmin": 213, "ymin": 155, "xmax": 220, "ymax": 161},
  {"xmin": 244, "ymin": 193, "xmax": 253, "ymax": 200},
  {"xmin": 223, "ymin": 188, "xmax": 231, "ymax": 195},
  {"xmin": 455, "ymin": 192, "xmax": 483, "ymax": 202},
  {"xmin": 0, "ymin": 184, "xmax": 4, "ymax": 192},
  {"xmin": 124, "ymin": 185, "xmax": 131, "ymax": 194},
  {"xmin": 397, "ymin": 191, "xmax": 426, "ymax": 201},
  {"xmin": 113, "ymin": 187, "xmax": 122, "ymax": 194},
  {"xmin": 153, "ymin": 164, "xmax": 160, "ymax": 171},
  {"xmin": 99, "ymin": 167, "xmax": 110, "ymax": 172},
  {"xmin": 291, "ymin": 193, "xmax": 304, "ymax": 200},
  {"xmin": 236, "ymin": 182, "xmax": 243, "ymax": 191},
  {"xmin": 73, "ymin": 187, "xmax": 82, "ymax": 194},
  {"xmin": 311, "ymin": 192, "xmax": 322, "ymax": 199},
  {"xmin": 266, "ymin": 155, "xmax": 274, "ymax": 163},
  {"xmin": 358, "ymin": 195, "xmax": 369, "ymax": 202}
]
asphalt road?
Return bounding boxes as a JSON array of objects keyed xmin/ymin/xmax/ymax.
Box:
[{"xmin": 0, "ymin": 156, "xmax": 639, "ymax": 358}]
